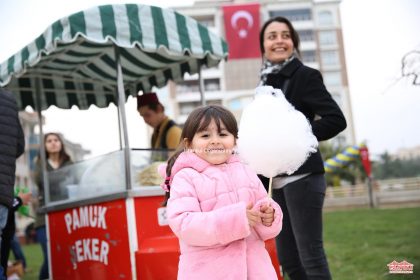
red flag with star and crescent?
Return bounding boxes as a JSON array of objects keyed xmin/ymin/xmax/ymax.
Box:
[{"xmin": 222, "ymin": 3, "xmax": 260, "ymax": 59}]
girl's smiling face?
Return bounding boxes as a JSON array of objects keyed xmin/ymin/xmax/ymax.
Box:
[{"xmin": 186, "ymin": 119, "xmax": 235, "ymax": 165}]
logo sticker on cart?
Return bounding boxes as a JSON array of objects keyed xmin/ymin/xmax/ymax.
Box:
[{"xmin": 157, "ymin": 207, "xmax": 168, "ymax": 226}]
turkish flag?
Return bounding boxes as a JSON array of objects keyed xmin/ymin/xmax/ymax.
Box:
[
  {"xmin": 222, "ymin": 3, "xmax": 260, "ymax": 59},
  {"xmin": 359, "ymin": 146, "xmax": 372, "ymax": 177}
]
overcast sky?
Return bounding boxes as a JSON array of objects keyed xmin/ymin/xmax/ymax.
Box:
[
  {"xmin": 340, "ymin": 0, "xmax": 420, "ymax": 157},
  {"xmin": 0, "ymin": 0, "xmax": 419, "ymax": 157}
]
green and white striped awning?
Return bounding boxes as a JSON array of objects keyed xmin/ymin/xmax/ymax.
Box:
[{"xmin": 0, "ymin": 4, "xmax": 228, "ymax": 111}]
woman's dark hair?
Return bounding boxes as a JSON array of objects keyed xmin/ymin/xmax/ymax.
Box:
[
  {"xmin": 259, "ymin": 16, "xmax": 301, "ymax": 57},
  {"xmin": 42, "ymin": 133, "xmax": 71, "ymax": 165},
  {"xmin": 162, "ymin": 105, "xmax": 238, "ymax": 205}
]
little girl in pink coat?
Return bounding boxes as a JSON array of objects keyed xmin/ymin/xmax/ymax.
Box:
[{"xmin": 161, "ymin": 105, "xmax": 283, "ymax": 280}]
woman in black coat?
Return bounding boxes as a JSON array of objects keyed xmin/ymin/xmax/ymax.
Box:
[{"xmin": 258, "ymin": 17, "xmax": 347, "ymax": 279}]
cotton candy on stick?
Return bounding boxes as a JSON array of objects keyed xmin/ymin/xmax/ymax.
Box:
[{"xmin": 237, "ymin": 86, "xmax": 318, "ymax": 197}]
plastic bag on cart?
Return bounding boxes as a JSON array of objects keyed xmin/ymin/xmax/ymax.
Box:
[{"xmin": 78, "ymin": 151, "xmax": 125, "ymax": 197}]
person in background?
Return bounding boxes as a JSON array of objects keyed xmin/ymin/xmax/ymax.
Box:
[
  {"xmin": 33, "ymin": 133, "xmax": 72, "ymax": 280},
  {"xmin": 137, "ymin": 92, "xmax": 182, "ymax": 160},
  {"xmin": 10, "ymin": 234, "xmax": 27, "ymax": 271},
  {"xmin": 1, "ymin": 192, "xmax": 31, "ymax": 278},
  {"xmin": 163, "ymin": 105, "xmax": 283, "ymax": 279},
  {"xmin": 8, "ymin": 177, "xmax": 30, "ymax": 272},
  {"xmin": 258, "ymin": 17, "xmax": 347, "ymax": 279},
  {"xmin": 0, "ymin": 89, "xmax": 25, "ymax": 280}
]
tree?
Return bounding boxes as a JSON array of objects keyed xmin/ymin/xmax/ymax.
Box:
[
  {"xmin": 373, "ymin": 152, "xmax": 420, "ymax": 179},
  {"xmin": 401, "ymin": 50, "xmax": 420, "ymax": 86}
]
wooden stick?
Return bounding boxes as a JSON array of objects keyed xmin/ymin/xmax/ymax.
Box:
[{"xmin": 268, "ymin": 177, "xmax": 273, "ymax": 198}]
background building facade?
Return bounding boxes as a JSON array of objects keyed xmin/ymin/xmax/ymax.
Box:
[{"xmin": 170, "ymin": 0, "xmax": 355, "ymax": 148}]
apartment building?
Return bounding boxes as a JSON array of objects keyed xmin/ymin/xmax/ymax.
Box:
[{"xmin": 170, "ymin": 0, "xmax": 355, "ymax": 147}]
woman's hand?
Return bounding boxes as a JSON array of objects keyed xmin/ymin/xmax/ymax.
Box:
[
  {"xmin": 260, "ymin": 204, "xmax": 275, "ymax": 227},
  {"xmin": 246, "ymin": 203, "xmax": 261, "ymax": 227}
]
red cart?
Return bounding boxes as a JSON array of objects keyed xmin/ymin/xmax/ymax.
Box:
[{"xmin": 1, "ymin": 4, "xmax": 282, "ymax": 279}]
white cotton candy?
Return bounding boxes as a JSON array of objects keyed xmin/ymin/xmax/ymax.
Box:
[{"xmin": 237, "ymin": 86, "xmax": 318, "ymax": 178}]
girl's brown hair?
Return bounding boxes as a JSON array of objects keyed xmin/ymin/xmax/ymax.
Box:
[{"xmin": 162, "ymin": 105, "xmax": 238, "ymax": 205}]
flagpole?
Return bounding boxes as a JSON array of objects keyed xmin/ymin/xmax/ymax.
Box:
[{"xmin": 367, "ymin": 176, "xmax": 374, "ymax": 208}]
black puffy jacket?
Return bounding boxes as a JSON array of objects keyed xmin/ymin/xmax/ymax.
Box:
[{"xmin": 0, "ymin": 89, "xmax": 25, "ymax": 208}]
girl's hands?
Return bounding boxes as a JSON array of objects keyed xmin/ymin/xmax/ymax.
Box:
[
  {"xmin": 260, "ymin": 204, "xmax": 275, "ymax": 227},
  {"xmin": 246, "ymin": 203, "xmax": 261, "ymax": 227},
  {"xmin": 246, "ymin": 202, "xmax": 275, "ymax": 227}
]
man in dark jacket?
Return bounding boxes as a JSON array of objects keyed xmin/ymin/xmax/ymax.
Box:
[{"xmin": 0, "ymin": 89, "xmax": 25, "ymax": 280}]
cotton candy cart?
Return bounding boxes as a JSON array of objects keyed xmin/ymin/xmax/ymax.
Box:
[{"xmin": 0, "ymin": 4, "xmax": 282, "ymax": 279}]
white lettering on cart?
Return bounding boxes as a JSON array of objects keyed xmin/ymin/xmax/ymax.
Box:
[
  {"xmin": 74, "ymin": 238, "xmax": 109, "ymax": 265},
  {"xmin": 64, "ymin": 206, "xmax": 108, "ymax": 234},
  {"xmin": 157, "ymin": 207, "xmax": 168, "ymax": 226}
]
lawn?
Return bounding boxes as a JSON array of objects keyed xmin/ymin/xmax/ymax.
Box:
[
  {"xmin": 18, "ymin": 243, "xmax": 42, "ymax": 280},
  {"xmin": 324, "ymin": 207, "xmax": 419, "ymax": 280},
  {"xmin": 18, "ymin": 207, "xmax": 419, "ymax": 280}
]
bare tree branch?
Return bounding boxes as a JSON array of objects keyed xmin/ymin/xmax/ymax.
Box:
[{"xmin": 401, "ymin": 50, "xmax": 420, "ymax": 86}]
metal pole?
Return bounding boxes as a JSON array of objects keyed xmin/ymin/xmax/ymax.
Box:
[
  {"xmin": 114, "ymin": 46, "xmax": 132, "ymax": 190},
  {"xmin": 367, "ymin": 176, "xmax": 374, "ymax": 208},
  {"xmin": 34, "ymin": 78, "xmax": 50, "ymax": 204},
  {"xmin": 117, "ymin": 101, "xmax": 123, "ymax": 150},
  {"xmin": 198, "ymin": 65, "xmax": 206, "ymax": 106}
]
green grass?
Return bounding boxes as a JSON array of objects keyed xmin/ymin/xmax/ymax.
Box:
[
  {"xmin": 324, "ymin": 207, "xmax": 420, "ymax": 280},
  {"xmin": 19, "ymin": 244, "xmax": 42, "ymax": 280},
  {"xmin": 18, "ymin": 207, "xmax": 419, "ymax": 280}
]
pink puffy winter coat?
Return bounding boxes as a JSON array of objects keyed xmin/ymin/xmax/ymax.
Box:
[{"xmin": 166, "ymin": 152, "xmax": 283, "ymax": 280}]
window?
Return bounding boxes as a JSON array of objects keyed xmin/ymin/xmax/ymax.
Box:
[
  {"xmin": 202, "ymin": 64, "xmax": 219, "ymax": 70},
  {"xmin": 323, "ymin": 72, "xmax": 342, "ymax": 87},
  {"xmin": 204, "ymin": 78, "xmax": 220, "ymax": 91},
  {"xmin": 301, "ymin": 50, "xmax": 317, "ymax": 63},
  {"xmin": 319, "ymin": 31, "xmax": 337, "ymax": 46},
  {"xmin": 177, "ymin": 78, "xmax": 220, "ymax": 93},
  {"xmin": 195, "ymin": 16, "xmax": 214, "ymax": 28},
  {"xmin": 270, "ymin": 9, "xmax": 312, "ymax": 21},
  {"xmin": 180, "ymin": 102, "xmax": 200, "ymax": 115},
  {"xmin": 321, "ymin": 50, "xmax": 339, "ymax": 66},
  {"xmin": 318, "ymin": 10, "xmax": 333, "ymax": 26},
  {"xmin": 179, "ymin": 100, "xmax": 221, "ymax": 116},
  {"xmin": 298, "ymin": 30, "xmax": 314, "ymax": 42},
  {"xmin": 207, "ymin": 100, "xmax": 222, "ymax": 106},
  {"xmin": 177, "ymin": 80, "xmax": 199, "ymax": 94}
]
